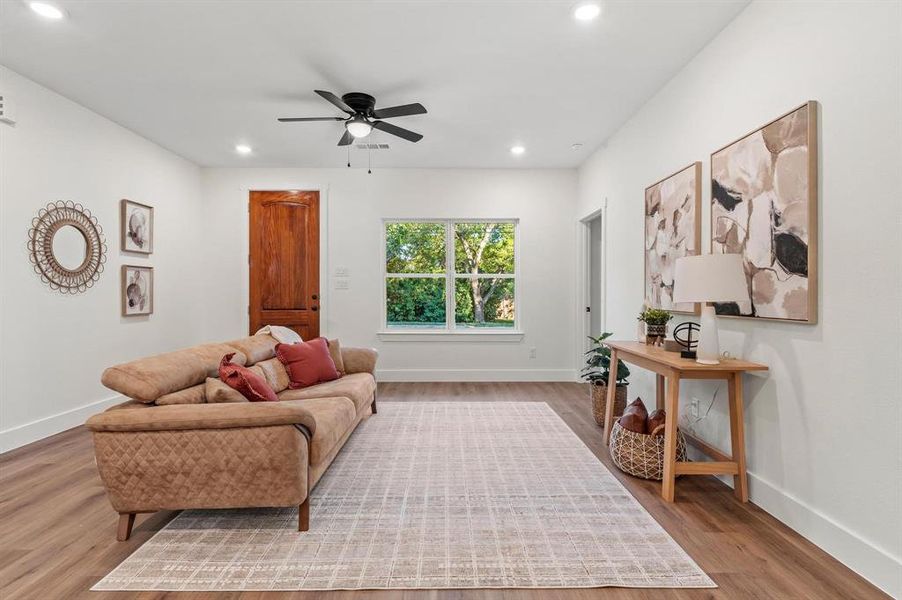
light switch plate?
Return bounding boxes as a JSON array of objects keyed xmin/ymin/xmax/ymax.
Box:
[
  {"xmin": 0, "ymin": 94, "xmax": 16, "ymax": 126},
  {"xmin": 334, "ymin": 267, "xmax": 349, "ymax": 277},
  {"xmin": 334, "ymin": 279, "xmax": 350, "ymax": 290}
]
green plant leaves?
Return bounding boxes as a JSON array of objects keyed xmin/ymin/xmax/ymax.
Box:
[{"xmin": 582, "ymin": 332, "xmax": 630, "ymax": 385}]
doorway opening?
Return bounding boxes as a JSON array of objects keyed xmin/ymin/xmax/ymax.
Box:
[{"xmin": 578, "ymin": 207, "xmax": 606, "ymax": 357}]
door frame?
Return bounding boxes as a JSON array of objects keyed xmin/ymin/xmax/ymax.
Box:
[
  {"xmin": 576, "ymin": 201, "xmax": 607, "ymax": 361},
  {"xmin": 242, "ymin": 183, "xmax": 330, "ymax": 338}
]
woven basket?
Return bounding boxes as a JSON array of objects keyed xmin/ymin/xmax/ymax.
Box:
[
  {"xmin": 591, "ymin": 383, "xmax": 627, "ymax": 426},
  {"xmin": 609, "ymin": 420, "xmax": 688, "ymax": 480}
]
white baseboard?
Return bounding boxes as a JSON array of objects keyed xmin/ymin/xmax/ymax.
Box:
[
  {"xmin": 746, "ymin": 471, "xmax": 902, "ymax": 598},
  {"xmin": 376, "ymin": 368, "xmax": 580, "ymax": 382},
  {"xmin": 0, "ymin": 394, "xmax": 125, "ymax": 453}
]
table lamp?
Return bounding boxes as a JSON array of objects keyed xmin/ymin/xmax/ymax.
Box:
[{"xmin": 672, "ymin": 254, "xmax": 748, "ymax": 364}]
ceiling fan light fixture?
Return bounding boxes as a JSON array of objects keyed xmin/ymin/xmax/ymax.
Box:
[{"xmin": 346, "ymin": 118, "xmax": 373, "ymax": 139}]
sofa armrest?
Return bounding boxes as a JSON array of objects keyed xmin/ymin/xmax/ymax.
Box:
[
  {"xmin": 341, "ymin": 347, "xmax": 379, "ymax": 375},
  {"xmin": 86, "ymin": 399, "xmax": 317, "ymax": 435}
]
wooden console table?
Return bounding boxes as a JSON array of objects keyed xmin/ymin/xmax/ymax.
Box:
[{"xmin": 602, "ymin": 341, "xmax": 767, "ymax": 503}]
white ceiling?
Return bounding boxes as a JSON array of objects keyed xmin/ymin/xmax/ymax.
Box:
[{"xmin": 1, "ymin": 0, "xmax": 748, "ymax": 168}]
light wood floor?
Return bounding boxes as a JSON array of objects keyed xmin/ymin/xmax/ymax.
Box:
[{"xmin": 0, "ymin": 382, "xmax": 888, "ymax": 599}]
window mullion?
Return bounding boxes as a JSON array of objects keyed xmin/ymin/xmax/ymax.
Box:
[{"xmin": 446, "ymin": 220, "xmax": 454, "ymax": 331}]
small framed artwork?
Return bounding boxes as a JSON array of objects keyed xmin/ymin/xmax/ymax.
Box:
[
  {"xmin": 121, "ymin": 199, "xmax": 153, "ymax": 254},
  {"xmin": 710, "ymin": 101, "xmax": 818, "ymax": 323},
  {"xmin": 121, "ymin": 265, "xmax": 153, "ymax": 316},
  {"xmin": 644, "ymin": 161, "xmax": 701, "ymax": 314}
]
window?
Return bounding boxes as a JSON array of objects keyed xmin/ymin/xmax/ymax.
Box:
[{"xmin": 384, "ymin": 220, "xmax": 518, "ymax": 332}]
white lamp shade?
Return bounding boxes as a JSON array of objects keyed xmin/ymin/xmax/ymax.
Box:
[{"xmin": 672, "ymin": 254, "xmax": 749, "ymax": 304}]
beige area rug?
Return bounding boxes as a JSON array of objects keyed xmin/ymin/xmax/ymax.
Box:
[{"xmin": 93, "ymin": 402, "xmax": 715, "ymax": 591}]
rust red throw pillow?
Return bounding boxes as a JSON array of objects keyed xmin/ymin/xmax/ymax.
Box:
[
  {"xmin": 618, "ymin": 397, "xmax": 649, "ymax": 434},
  {"xmin": 218, "ymin": 353, "xmax": 278, "ymax": 402},
  {"xmin": 276, "ymin": 338, "xmax": 340, "ymax": 389},
  {"xmin": 646, "ymin": 409, "xmax": 667, "ymax": 435}
]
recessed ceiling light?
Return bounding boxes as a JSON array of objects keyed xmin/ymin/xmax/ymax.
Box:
[
  {"xmin": 29, "ymin": 1, "xmax": 65, "ymax": 19},
  {"xmin": 571, "ymin": 143, "xmax": 584, "ymax": 150},
  {"xmin": 235, "ymin": 144, "xmax": 252, "ymax": 155},
  {"xmin": 510, "ymin": 145, "xmax": 526, "ymax": 156},
  {"xmin": 572, "ymin": 1, "xmax": 601, "ymax": 22}
]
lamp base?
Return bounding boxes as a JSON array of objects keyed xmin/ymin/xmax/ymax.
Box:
[{"xmin": 696, "ymin": 305, "xmax": 721, "ymax": 364}]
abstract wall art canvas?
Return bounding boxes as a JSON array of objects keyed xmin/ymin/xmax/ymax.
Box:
[
  {"xmin": 121, "ymin": 199, "xmax": 153, "ymax": 254},
  {"xmin": 711, "ymin": 101, "xmax": 817, "ymax": 323},
  {"xmin": 121, "ymin": 265, "xmax": 153, "ymax": 316},
  {"xmin": 644, "ymin": 162, "xmax": 701, "ymax": 314}
]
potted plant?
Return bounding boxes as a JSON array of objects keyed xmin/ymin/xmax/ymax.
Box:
[
  {"xmin": 638, "ymin": 307, "xmax": 673, "ymax": 345},
  {"xmin": 582, "ymin": 332, "xmax": 631, "ymax": 426}
]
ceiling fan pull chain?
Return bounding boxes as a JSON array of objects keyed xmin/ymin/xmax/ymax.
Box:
[
  {"xmin": 347, "ymin": 146, "xmax": 351, "ymax": 168},
  {"xmin": 368, "ymin": 146, "xmax": 372, "ymax": 174}
]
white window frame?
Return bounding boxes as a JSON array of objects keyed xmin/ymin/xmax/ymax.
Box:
[{"xmin": 379, "ymin": 218, "xmax": 523, "ymax": 340}]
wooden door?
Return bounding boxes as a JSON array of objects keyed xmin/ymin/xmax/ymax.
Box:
[{"xmin": 249, "ymin": 190, "xmax": 320, "ymax": 338}]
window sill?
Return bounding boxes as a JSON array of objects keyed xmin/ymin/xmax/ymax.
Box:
[{"xmin": 377, "ymin": 330, "xmax": 525, "ymax": 342}]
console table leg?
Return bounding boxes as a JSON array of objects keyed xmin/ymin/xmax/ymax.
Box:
[
  {"xmin": 656, "ymin": 374, "xmax": 665, "ymax": 411},
  {"xmin": 661, "ymin": 374, "xmax": 680, "ymax": 502},
  {"xmin": 602, "ymin": 349, "xmax": 620, "ymax": 446},
  {"xmin": 728, "ymin": 372, "xmax": 749, "ymax": 502}
]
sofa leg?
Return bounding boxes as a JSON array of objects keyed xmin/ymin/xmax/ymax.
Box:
[
  {"xmin": 298, "ymin": 498, "xmax": 310, "ymax": 532},
  {"xmin": 371, "ymin": 392, "xmax": 377, "ymax": 414},
  {"xmin": 117, "ymin": 512, "xmax": 136, "ymax": 541}
]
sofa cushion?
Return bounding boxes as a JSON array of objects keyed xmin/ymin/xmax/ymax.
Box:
[
  {"xmin": 254, "ymin": 325, "xmax": 303, "ymax": 344},
  {"xmin": 225, "ymin": 335, "xmax": 278, "ymax": 365},
  {"xmin": 155, "ymin": 382, "xmax": 206, "ymax": 406},
  {"xmin": 277, "ymin": 373, "xmax": 376, "ymax": 413},
  {"xmin": 255, "ymin": 357, "xmax": 291, "ymax": 393},
  {"xmin": 101, "ymin": 343, "xmax": 246, "ymax": 403},
  {"xmin": 276, "ymin": 339, "xmax": 340, "ymax": 389},
  {"xmin": 219, "ymin": 354, "xmax": 278, "ymax": 402},
  {"xmin": 205, "ymin": 377, "xmax": 248, "ymax": 403},
  {"xmin": 340, "ymin": 347, "xmax": 378, "ymax": 375},
  {"xmin": 290, "ymin": 397, "xmax": 356, "ymax": 465},
  {"xmin": 328, "ymin": 339, "xmax": 345, "ymax": 376}
]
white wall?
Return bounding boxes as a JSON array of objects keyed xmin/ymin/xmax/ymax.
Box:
[
  {"xmin": 200, "ymin": 168, "xmax": 578, "ymax": 381},
  {"xmin": 576, "ymin": 1, "xmax": 902, "ymax": 595},
  {"xmin": 0, "ymin": 67, "xmax": 208, "ymax": 451}
]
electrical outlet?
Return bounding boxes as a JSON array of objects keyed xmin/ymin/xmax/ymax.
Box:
[{"xmin": 529, "ymin": 347, "xmax": 537, "ymax": 359}]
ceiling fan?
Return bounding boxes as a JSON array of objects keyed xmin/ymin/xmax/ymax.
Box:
[{"xmin": 278, "ymin": 90, "xmax": 426, "ymax": 146}]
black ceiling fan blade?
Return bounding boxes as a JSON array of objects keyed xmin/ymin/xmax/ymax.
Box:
[
  {"xmin": 372, "ymin": 103, "xmax": 427, "ymax": 119},
  {"xmin": 372, "ymin": 120, "xmax": 423, "ymax": 143},
  {"xmin": 337, "ymin": 129, "xmax": 354, "ymax": 146},
  {"xmin": 277, "ymin": 116, "xmax": 345, "ymax": 122},
  {"xmin": 315, "ymin": 90, "xmax": 354, "ymax": 114}
]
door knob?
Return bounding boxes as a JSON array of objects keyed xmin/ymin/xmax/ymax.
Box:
[
  {"xmin": 312, "ymin": 294, "xmax": 319, "ymax": 300},
  {"xmin": 311, "ymin": 305, "xmax": 318, "ymax": 311}
]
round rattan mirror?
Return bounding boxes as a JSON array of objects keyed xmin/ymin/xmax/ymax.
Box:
[{"xmin": 28, "ymin": 201, "xmax": 107, "ymax": 294}]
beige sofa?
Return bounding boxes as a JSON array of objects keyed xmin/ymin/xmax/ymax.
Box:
[{"xmin": 86, "ymin": 334, "xmax": 377, "ymax": 541}]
